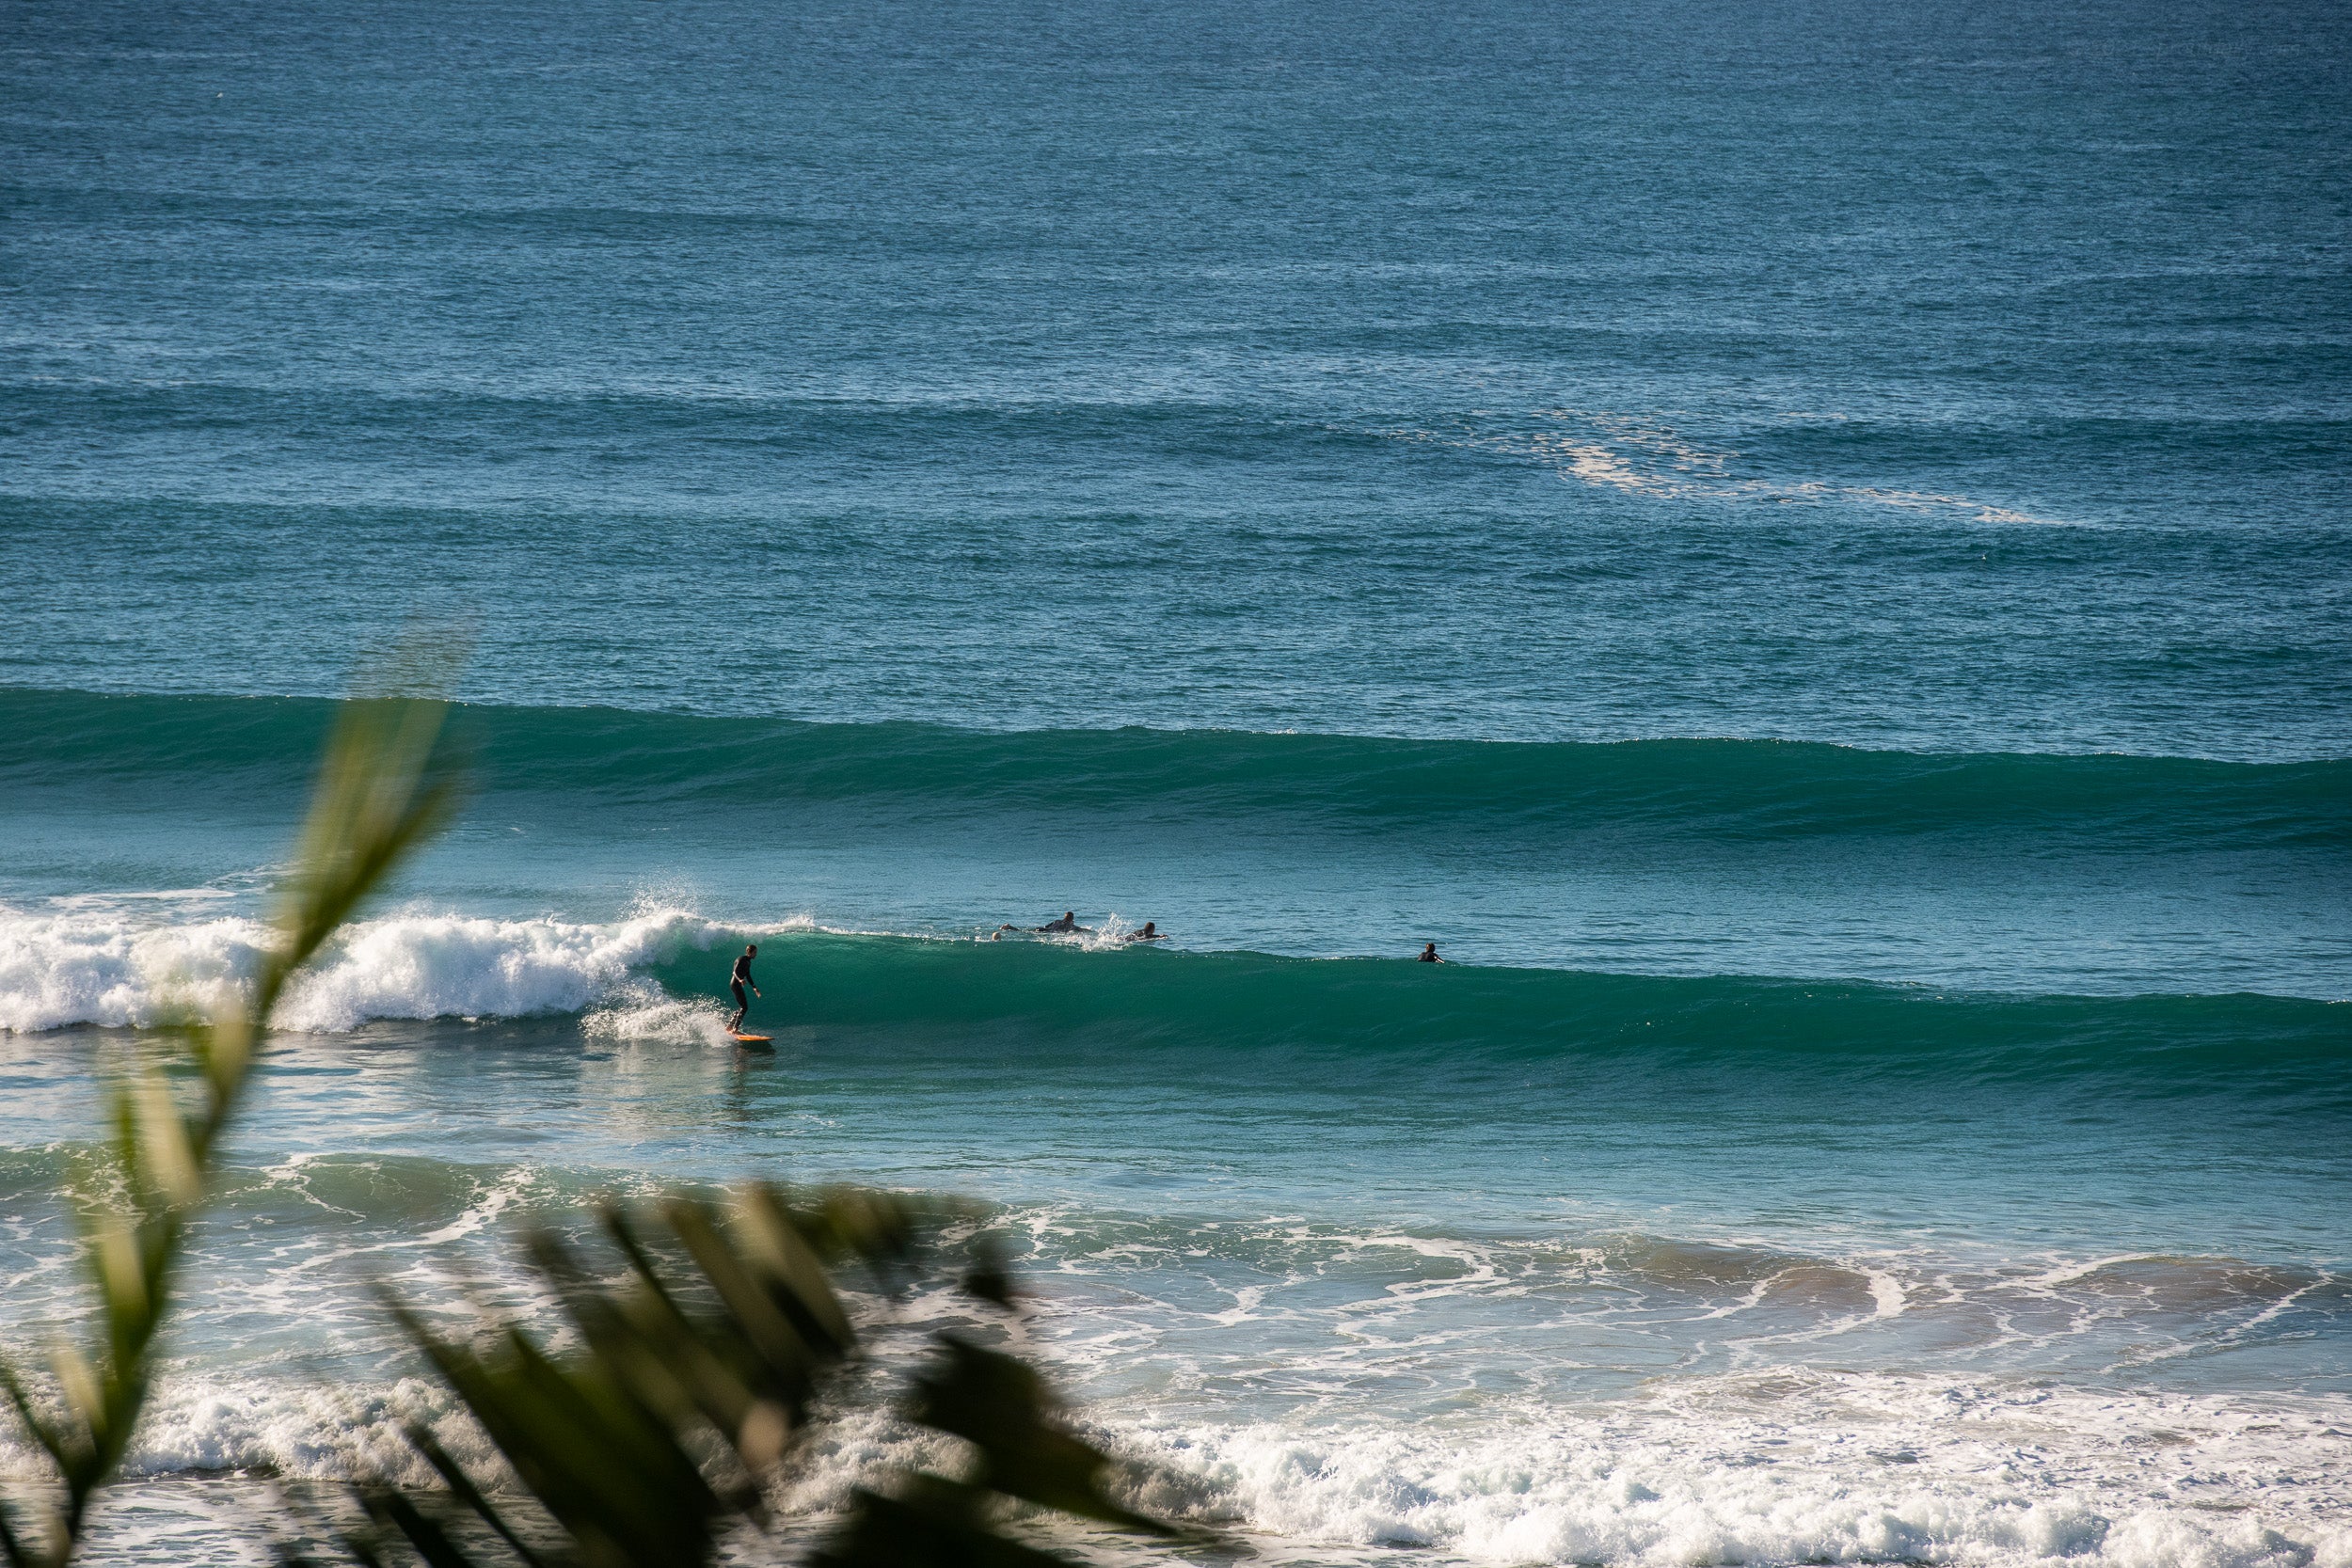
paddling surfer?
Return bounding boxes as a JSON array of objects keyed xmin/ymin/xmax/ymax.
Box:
[
  {"xmin": 728, "ymin": 943, "xmax": 760, "ymax": 1032},
  {"xmin": 995, "ymin": 911, "xmax": 1091, "ymax": 936}
]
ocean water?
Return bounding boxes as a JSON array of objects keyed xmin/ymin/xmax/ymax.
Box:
[{"xmin": 3, "ymin": 0, "xmax": 2350, "ymax": 1563}]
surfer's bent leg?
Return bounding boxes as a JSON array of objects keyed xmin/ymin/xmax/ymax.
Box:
[{"xmin": 730, "ymin": 980, "xmax": 748, "ymax": 1031}]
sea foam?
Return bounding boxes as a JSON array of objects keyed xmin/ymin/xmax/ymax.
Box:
[
  {"xmin": 0, "ymin": 904, "xmax": 739, "ymax": 1035},
  {"xmin": 4, "ymin": 1371, "xmax": 2344, "ymax": 1568},
  {"xmin": 1111, "ymin": 1380, "xmax": 2352, "ymax": 1568}
]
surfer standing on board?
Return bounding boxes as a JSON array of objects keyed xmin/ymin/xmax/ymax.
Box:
[{"xmin": 729, "ymin": 943, "xmax": 760, "ymax": 1032}]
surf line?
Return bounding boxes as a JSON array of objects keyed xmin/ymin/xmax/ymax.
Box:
[{"xmin": 713, "ymin": 917, "xmax": 1456, "ymax": 1048}]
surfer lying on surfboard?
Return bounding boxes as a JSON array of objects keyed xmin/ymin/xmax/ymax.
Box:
[
  {"xmin": 996, "ymin": 911, "xmax": 1091, "ymax": 936},
  {"xmin": 991, "ymin": 912, "xmax": 1172, "ymax": 942}
]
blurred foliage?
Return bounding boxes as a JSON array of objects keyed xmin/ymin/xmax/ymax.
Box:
[
  {"xmin": 271, "ymin": 1186, "xmax": 1200, "ymax": 1568},
  {"xmin": 0, "ymin": 686, "xmax": 458, "ymax": 1568},
  {"xmin": 0, "ymin": 657, "xmax": 1204, "ymax": 1568}
]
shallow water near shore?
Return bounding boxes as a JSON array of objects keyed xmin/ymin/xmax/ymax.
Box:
[
  {"xmin": 4, "ymin": 1006, "xmax": 2349, "ymax": 1564},
  {"xmin": 6, "ymin": 0, "xmax": 2352, "ymax": 1559}
]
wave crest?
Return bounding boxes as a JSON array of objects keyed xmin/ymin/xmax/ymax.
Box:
[
  {"xmin": 5, "ymin": 913, "xmax": 2343, "ymax": 1092},
  {"xmin": 0, "ymin": 905, "xmax": 736, "ymax": 1035}
]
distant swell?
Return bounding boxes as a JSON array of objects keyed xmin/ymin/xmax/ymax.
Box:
[{"xmin": 3, "ymin": 687, "xmax": 2344, "ymax": 850}]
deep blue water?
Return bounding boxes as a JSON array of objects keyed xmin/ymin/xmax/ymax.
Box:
[
  {"xmin": 2, "ymin": 0, "xmax": 2349, "ymax": 1562},
  {"xmin": 6, "ymin": 0, "xmax": 2351, "ymax": 752}
]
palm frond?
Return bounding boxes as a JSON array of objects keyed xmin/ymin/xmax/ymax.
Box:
[
  {"xmin": 326, "ymin": 1183, "xmax": 1204, "ymax": 1568},
  {"xmin": 0, "ymin": 673, "xmax": 460, "ymax": 1568},
  {"xmin": 0, "ymin": 642, "xmax": 1210, "ymax": 1568}
]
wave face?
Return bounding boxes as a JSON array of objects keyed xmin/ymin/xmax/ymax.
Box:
[
  {"xmin": 8, "ymin": 687, "xmax": 2345, "ymax": 999},
  {"xmin": 6, "ymin": 688, "xmax": 2344, "ymax": 847},
  {"xmin": 6, "ymin": 910, "xmax": 2344, "ymax": 1094},
  {"xmin": 640, "ymin": 932, "xmax": 2351, "ymax": 1085}
]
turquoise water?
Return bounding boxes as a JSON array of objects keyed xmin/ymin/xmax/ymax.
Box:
[{"xmin": 3, "ymin": 0, "xmax": 2350, "ymax": 1561}]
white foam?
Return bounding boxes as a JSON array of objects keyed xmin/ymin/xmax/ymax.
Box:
[
  {"xmin": 1380, "ymin": 409, "xmax": 2074, "ymax": 526},
  {"xmin": 1111, "ymin": 1377, "xmax": 2352, "ymax": 1568},
  {"xmin": 0, "ymin": 908, "xmax": 262, "ymax": 1033},
  {"xmin": 1070, "ymin": 913, "xmax": 1146, "ymax": 952},
  {"xmin": 0, "ymin": 1376, "xmax": 470, "ymax": 1488},
  {"xmin": 6, "ymin": 1370, "xmax": 2344, "ymax": 1568},
  {"xmin": 580, "ymin": 984, "xmax": 739, "ymax": 1047},
  {"xmin": 0, "ymin": 903, "xmax": 743, "ymax": 1035}
]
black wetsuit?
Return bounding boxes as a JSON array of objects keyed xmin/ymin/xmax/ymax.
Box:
[{"xmin": 730, "ymin": 953, "xmax": 754, "ymax": 1019}]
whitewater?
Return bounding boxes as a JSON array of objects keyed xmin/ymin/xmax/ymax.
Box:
[
  {"xmin": 0, "ymin": 903, "xmax": 747, "ymax": 1037},
  {"xmin": 1, "ymin": 703, "xmax": 2346, "ymax": 1568},
  {"xmin": 7, "ymin": 0, "xmax": 2352, "ymax": 1558},
  {"xmin": 4, "ymin": 880, "xmax": 2345, "ymax": 1566}
]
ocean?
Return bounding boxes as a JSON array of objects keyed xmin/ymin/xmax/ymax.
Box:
[{"xmin": 2, "ymin": 0, "xmax": 2348, "ymax": 1562}]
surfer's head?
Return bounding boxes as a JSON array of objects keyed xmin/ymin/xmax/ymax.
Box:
[{"xmin": 745, "ymin": 943, "xmax": 757, "ymax": 956}]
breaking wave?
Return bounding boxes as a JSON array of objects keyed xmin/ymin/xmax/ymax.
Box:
[
  {"xmin": 4, "ymin": 910, "xmax": 2343, "ymax": 1101},
  {"xmin": 0, "ymin": 905, "xmax": 740, "ymax": 1035}
]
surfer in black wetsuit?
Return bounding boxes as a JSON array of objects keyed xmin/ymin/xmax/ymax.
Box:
[
  {"xmin": 1124, "ymin": 922, "xmax": 1166, "ymax": 942},
  {"xmin": 991, "ymin": 911, "xmax": 1094, "ymax": 938},
  {"xmin": 1418, "ymin": 942, "xmax": 1442, "ymax": 963},
  {"xmin": 729, "ymin": 944, "xmax": 760, "ymax": 1032}
]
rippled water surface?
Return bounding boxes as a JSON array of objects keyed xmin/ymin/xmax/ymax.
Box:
[{"xmin": 3, "ymin": 0, "xmax": 2349, "ymax": 1560}]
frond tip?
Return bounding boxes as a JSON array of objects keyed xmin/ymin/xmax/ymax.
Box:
[{"xmin": 0, "ymin": 668, "xmax": 464, "ymax": 1568}]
